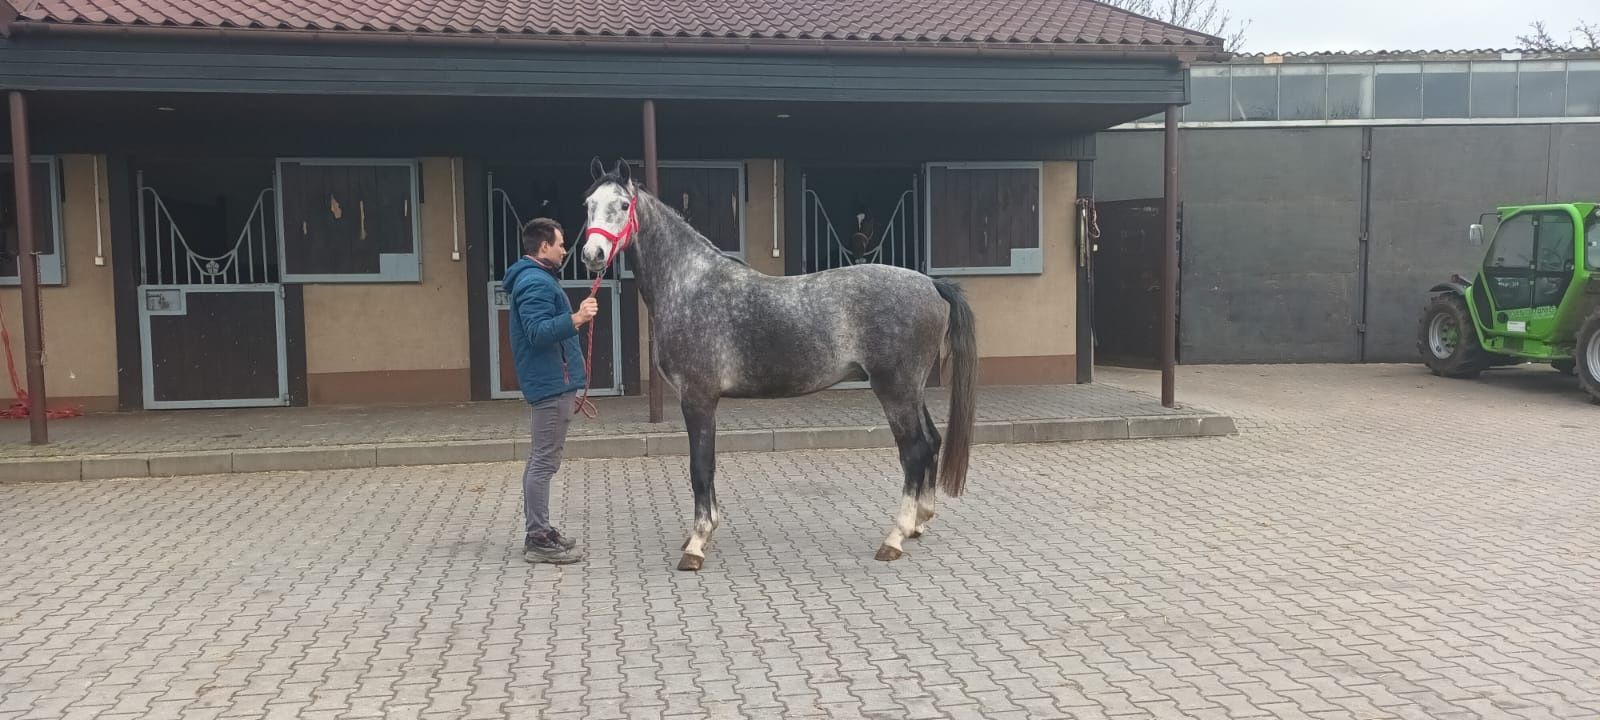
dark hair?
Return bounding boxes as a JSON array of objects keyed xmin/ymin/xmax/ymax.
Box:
[{"xmin": 520, "ymin": 218, "xmax": 564, "ymax": 256}]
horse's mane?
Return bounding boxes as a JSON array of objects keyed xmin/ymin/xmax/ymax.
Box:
[{"xmin": 586, "ymin": 173, "xmax": 749, "ymax": 268}]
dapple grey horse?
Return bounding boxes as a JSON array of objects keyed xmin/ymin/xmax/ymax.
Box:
[{"xmin": 578, "ymin": 158, "xmax": 977, "ymax": 571}]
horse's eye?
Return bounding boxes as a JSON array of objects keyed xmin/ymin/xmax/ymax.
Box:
[{"xmin": 620, "ymin": 201, "xmax": 631, "ymax": 210}]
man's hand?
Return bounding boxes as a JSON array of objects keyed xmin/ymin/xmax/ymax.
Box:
[{"xmin": 571, "ymin": 297, "xmax": 599, "ymax": 328}]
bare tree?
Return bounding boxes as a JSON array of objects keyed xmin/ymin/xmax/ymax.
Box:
[
  {"xmin": 1100, "ymin": 0, "xmax": 1250, "ymax": 51},
  {"xmin": 1578, "ymin": 21, "xmax": 1600, "ymax": 48},
  {"xmin": 1517, "ymin": 21, "xmax": 1559, "ymax": 50},
  {"xmin": 1517, "ymin": 20, "xmax": 1599, "ymax": 50}
]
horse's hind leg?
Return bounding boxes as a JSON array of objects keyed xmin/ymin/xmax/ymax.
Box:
[
  {"xmin": 678, "ymin": 391, "xmax": 721, "ymax": 572},
  {"xmin": 908, "ymin": 405, "xmax": 941, "ymax": 540},
  {"xmin": 873, "ymin": 393, "xmax": 936, "ymax": 562}
]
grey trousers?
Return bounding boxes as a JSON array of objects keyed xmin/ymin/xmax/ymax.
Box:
[{"xmin": 522, "ymin": 391, "xmax": 574, "ymax": 540}]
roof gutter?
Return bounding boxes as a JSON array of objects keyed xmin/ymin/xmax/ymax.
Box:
[{"xmin": 4, "ymin": 21, "xmax": 1232, "ymax": 63}]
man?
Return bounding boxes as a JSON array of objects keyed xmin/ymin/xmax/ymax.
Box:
[{"xmin": 504, "ymin": 217, "xmax": 599, "ymax": 565}]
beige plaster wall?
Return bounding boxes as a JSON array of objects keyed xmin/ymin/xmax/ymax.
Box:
[
  {"xmin": 0, "ymin": 154, "xmax": 119, "ymax": 411},
  {"xmin": 957, "ymin": 160, "xmax": 1078, "ymax": 384},
  {"xmin": 744, "ymin": 159, "xmax": 786, "ymax": 277},
  {"xmin": 301, "ymin": 157, "xmax": 471, "ymax": 403}
]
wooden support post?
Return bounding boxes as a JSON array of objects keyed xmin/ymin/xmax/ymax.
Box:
[
  {"xmin": 1161, "ymin": 104, "xmax": 1179, "ymax": 408},
  {"xmin": 643, "ymin": 99, "xmax": 664, "ymax": 423},
  {"xmin": 8, "ymin": 91, "xmax": 48, "ymax": 443}
]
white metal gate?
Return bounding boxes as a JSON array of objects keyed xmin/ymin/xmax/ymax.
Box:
[
  {"xmin": 486, "ymin": 174, "xmax": 623, "ymax": 399},
  {"xmin": 800, "ymin": 173, "xmax": 920, "ymax": 274},
  {"xmin": 137, "ymin": 175, "xmax": 288, "ymax": 409}
]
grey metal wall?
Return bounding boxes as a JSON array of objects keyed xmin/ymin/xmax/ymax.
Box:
[
  {"xmin": 1365, "ymin": 126, "xmax": 1555, "ymax": 361},
  {"xmin": 1555, "ymin": 124, "xmax": 1600, "ymax": 199},
  {"xmin": 1096, "ymin": 128, "xmax": 1363, "ymax": 363},
  {"xmin": 1096, "ymin": 122, "xmax": 1600, "ymax": 364}
]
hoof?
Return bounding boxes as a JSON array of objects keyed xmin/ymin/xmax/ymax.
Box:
[
  {"xmin": 677, "ymin": 553, "xmax": 704, "ymax": 571},
  {"xmin": 874, "ymin": 545, "xmax": 905, "ymax": 562}
]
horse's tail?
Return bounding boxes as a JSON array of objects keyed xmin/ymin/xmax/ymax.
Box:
[{"xmin": 933, "ymin": 278, "xmax": 977, "ymax": 498}]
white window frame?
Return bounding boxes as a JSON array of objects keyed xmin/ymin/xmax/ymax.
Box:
[
  {"xmin": 274, "ymin": 157, "xmax": 422, "ymax": 283},
  {"xmin": 922, "ymin": 161, "xmax": 1044, "ymax": 276},
  {"xmin": 0, "ymin": 155, "xmax": 65, "ymax": 287}
]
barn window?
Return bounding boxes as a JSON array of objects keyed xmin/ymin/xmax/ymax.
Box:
[
  {"xmin": 616, "ymin": 161, "xmax": 744, "ymax": 280},
  {"xmin": 0, "ymin": 157, "xmax": 65, "ymax": 286},
  {"xmin": 658, "ymin": 163, "xmax": 745, "ymax": 258},
  {"xmin": 924, "ymin": 162, "xmax": 1043, "ymax": 275},
  {"xmin": 275, "ymin": 158, "xmax": 420, "ymax": 282}
]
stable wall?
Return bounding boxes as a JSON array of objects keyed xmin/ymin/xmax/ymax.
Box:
[
  {"xmin": 959, "ymin": 160, "xmax": 1079, "ymax": 384},
  {"xmin": 302, "ymin": 157, "xmax": 471, "ymax": 404},
  {"xmin": 0, "ymin": 154, "xmax": 119, "ymax": 412}
]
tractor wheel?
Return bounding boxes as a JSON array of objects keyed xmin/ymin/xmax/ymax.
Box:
[
  {"xmin": 1577, "ymin": 309, "xmax": 1600, "ymax": 404},
  {"xmin": 1417, "ymin": 293, "xmax": 1492, "ymax": 378}
]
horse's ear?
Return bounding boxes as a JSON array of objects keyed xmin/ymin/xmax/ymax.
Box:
[
  {"xmin": 614, "ymin": 158, "xmax": 632, "ymax": 184},
  {"xmin": 589, "ymin": 156, "xmax": 605, "ymax": 181}
]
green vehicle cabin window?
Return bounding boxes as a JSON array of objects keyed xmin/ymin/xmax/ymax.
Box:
[
  {"xmin": 1485, "ymin": 213, "xmax": 1536, "ymax": 310},
  {"xmin": 1587, "ymin": 213, "xmax": 1600, "ymax": 271},
  {"xmin": 1533, "ymin": 211, "xmax": 1575, "ymax": 307}
]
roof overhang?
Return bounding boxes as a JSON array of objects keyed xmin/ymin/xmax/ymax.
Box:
[{"xmin": 2, "ymin": 20, "xmax": 1230, "ymax": 63}]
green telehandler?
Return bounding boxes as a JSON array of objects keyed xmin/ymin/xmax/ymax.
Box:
[{"xmin": 1418, "ymin": 202, "xmax": 1600, "ymax": 403}]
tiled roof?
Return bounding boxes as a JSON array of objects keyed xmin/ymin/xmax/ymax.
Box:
[{"xmin": 12, "ymin": 0, "xmax": 1223, "ymax": 51}]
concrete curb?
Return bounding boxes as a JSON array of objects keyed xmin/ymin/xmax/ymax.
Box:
[{"xmin": 1, "ymin": 414, "xmax": 1236, "ymax": 484}]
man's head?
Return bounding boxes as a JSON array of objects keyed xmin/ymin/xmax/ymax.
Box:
[{"xmin": 521, "ymin": 218, "xmax": 567, "ymax": 266}]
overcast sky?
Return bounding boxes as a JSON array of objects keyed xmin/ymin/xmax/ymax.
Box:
[{"xmin": 1227, "ymin": 0, "xmax": 1595, "ymax": 53}]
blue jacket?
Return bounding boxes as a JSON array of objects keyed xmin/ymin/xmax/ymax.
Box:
[{"xmin": 504, "ymin": 257, "xmax": 586, "ymax": 404}]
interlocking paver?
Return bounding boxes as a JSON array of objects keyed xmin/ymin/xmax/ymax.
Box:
[{"xmin": 3, "ymin": 365, "xmax": 1600, "ymax": 719}]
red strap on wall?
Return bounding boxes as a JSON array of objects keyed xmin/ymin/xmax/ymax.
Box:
[{"xmin": 0, "ymin": 293, "xmax": 80, "ymax": 420}]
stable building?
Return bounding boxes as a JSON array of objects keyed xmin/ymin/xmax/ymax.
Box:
[{"xmin": 0, "ymin": 0, "xmax": 1223, "ymax": 421}]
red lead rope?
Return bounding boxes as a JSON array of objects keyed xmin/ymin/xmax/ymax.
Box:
[
  {"xmin": 570, "ymin": 194, "xmax": 639, "ymax": 419},
  {"xmin": 0, "ymin": 293, "xmax": 80, "ymax": 420}
]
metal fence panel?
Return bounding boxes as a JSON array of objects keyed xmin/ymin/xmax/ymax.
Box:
[
  {"xmin": 1096, "ymin": 123, "xmax": 1594, "ymax": 365},
  {"xmin": 1096, "ymin": 128, "xmax": 1364, "ymax": 363},
  {"xmin": 1554, "ymin": 124, "xmax": 1600, "ymax": 200},
  {"xmin": 1365, "ymin": 125, "xmax": 1554, "ymax": 362}
]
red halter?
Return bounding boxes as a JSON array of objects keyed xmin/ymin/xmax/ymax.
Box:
[
  {"xmin": 570, "ymin": 191, "xmax": 637, "ymax": 418},
  {"xmin": 582, "ymin": 194, "xmax": 638, "ymax": 270}
]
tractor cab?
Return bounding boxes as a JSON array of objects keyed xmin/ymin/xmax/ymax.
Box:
[{"xmin": 1419, "ymin": 202, "xmax": 1600, "ymax": 403}]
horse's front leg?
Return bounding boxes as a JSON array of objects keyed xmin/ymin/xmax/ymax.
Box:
[{"xmin": 677, "ymin": 393, "xmax": 721, "ymax": 571}]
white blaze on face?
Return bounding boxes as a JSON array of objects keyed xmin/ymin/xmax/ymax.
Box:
[{"xmin": 582, "ymin": 182, "xmax": 632, "ymax": 272}]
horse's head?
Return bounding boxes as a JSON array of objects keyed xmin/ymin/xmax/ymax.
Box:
[
  {"xmin": 849, "ymin": 210, "xmax": 877, "ymax": 257},
  {"xmin": 580, "ymin": 157, "xmax": 639, "ymax": 274}
]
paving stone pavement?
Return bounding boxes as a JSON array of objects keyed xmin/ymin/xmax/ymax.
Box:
[
  {"xmin": 0, "ymin": 383, "xmax": 1199, "ymax": 459},
  {"xmin": 2, "ymin": 364, "xmax": 1598, "ymax": 719}
]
